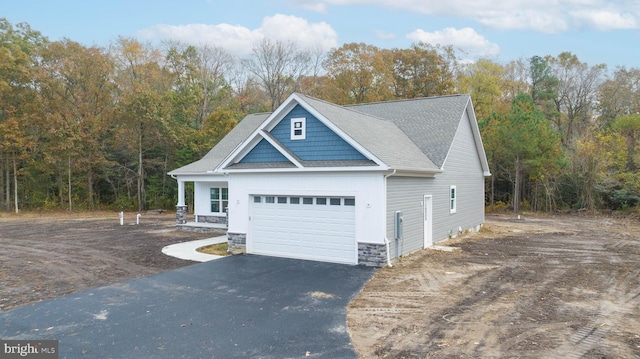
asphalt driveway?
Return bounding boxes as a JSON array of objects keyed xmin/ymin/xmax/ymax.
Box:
[{"xmin": 0, "ymin": 255, "xmax": 376, "ymax": 358}]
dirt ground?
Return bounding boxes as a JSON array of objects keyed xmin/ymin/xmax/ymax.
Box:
[
  {"xmin": 348, "ymin": 213, "xmax": 640, "ymax": 358},
  {"xmin": 0, "ymin": 212, "xmax": 222, "ymax": 311},
  {"xmin": 2, "ymin": 212, "xmax": 639, "ymax": 358}
]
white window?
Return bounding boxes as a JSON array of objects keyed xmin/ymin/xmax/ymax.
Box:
[
  {"xmin": 290, "ymin": 117, "xmax": 306, "ymax": 140},
  {"xmin": 210, "ymin": 188, "xmax": 228, "ymax": 213},
  {"xmin": 450, "ymin": 185, "xmax": 457, "ymax": 213}
]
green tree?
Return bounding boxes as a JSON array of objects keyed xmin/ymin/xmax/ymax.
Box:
[
  {"xmin": 500, "ymin": 93, "xmax": 563, "ymax": 213},
  {"xmin": 529, "ymin": 55, "xmax": 559, "ymax": 123}
]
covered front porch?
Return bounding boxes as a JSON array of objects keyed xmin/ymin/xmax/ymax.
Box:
[{"xmin": 175, "ymin": 177, "xmax": 229, "ymax": 233}]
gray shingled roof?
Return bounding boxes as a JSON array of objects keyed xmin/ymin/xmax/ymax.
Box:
[
  {"xmin": 168, "ymin": 113, "xmax": 270, "ymax": 174},
  {"xmin": 297, "ymin": 94, "xmax": 440, "ymax": 172},
  {"xmin": 169, "ymin": 93, "xmax": 472, "ymax": 175},
  {"xmin": 347, "ymin": 94, "xmax": 471, "ymax": 168}
]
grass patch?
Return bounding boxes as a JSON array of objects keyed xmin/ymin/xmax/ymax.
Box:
[{"xmin": 196, "ymin": 242, "xmax": 229, "ymax": 256}]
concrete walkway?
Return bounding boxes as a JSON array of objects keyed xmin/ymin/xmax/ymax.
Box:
[{"xmin": 161, "ymin": 235, "xmax": 227, "ymax": 262}]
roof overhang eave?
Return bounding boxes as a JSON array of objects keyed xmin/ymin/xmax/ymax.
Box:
[
  {"xmin": 391, "ymin": 167, "xmax": 443, "ymax": 177},
  {"xmin": 167, "ymin": 170, "xmax": 224, "ymax": 176},
  {"xmin": 221, "ymin": 165, "xmax": 389, "ymax": 173}
]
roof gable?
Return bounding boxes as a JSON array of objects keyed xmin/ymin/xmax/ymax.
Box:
[
  {"xmin": 267, "ymin": 104, "xmax": 368, "ymax": 161},
  {"xmin": 170, "ymin": 93, "xmax": 489, "ymax": 176},
  {"xmin": 348, "ymin": 95, "xmax": 469, "ymax": 168},
  {"xmin": 241, "ymin": 138, "xmax": 291, "ymax": 163},
  {"xmin": 219, "ymin": 94, "xmax": 387, "ymax": 172},
  {"xmin": 296, "ymin": 94, "xmax": 440, "ymax": 173}
]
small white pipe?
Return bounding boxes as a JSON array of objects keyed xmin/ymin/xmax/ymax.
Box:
[
  {"xmin": 385, "ymin": 237, "xmax": 392, "ymax": 267},
  {"xmin": 136, "ymin": 213, "xmax": 141, "ymax": 225},
  {"xmin": 119, "ymin": 211, "xmax": 124, "ymax": 226}
]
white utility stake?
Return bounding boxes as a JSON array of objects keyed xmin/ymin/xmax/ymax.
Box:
[
  {"xmin": 119, "ymin": 211, "xmax": 124, "ymax": 225},
  {"xmin": 136, "ymin": 213, "xmax": 141, "ymax": 225}
]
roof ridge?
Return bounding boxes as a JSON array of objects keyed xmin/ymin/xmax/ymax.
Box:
[
  {"xmin": 346, "ymin": 93, "xmax": 469, "ymax": 108},
  {"xmin": 295, "ymin": 92, "xmax": 392, "ymax": 123}
]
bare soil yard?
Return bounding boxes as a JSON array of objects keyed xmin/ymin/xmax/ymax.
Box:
[
  {"xmin": 0, "ymin": 212, "xmax": 221, "ymax": 311},
  {"xmin": 348, "ymin": 214, "xmax": 640, "ymax": 358},
  {"xmin": 2, "ymin": 212, "xmax": 639, "ymax": 358}
]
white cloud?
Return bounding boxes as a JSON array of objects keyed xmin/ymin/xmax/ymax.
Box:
[
  {"xmin": 570, "ymin": 8, "xmax": 638, "ymax": 30},
  {"xmin": 259, "ymin": 14, "xmax": 339, "ymax": 51},
  {"xmin": 137, "ymin": 14, "xmax": 338, "ymax": 57},
  {"xmin": 406, "ymin": 27, "xmax": 500, "ymax": 59},
  {"xmin": 295, "ymin": 0, "xmax": 640, "ymax": 33},
  {"xmin": 137, "ymin": 23, "xmax": 259, "ymax": 56}
]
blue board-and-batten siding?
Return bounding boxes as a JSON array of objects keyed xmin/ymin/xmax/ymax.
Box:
[
  {"xmin": 241, "ymin": 138, "xmax": 290, "ymax": 163},
  {"xmin": 386, "ymin": 108, "xmax": 485, "ymax": 258},
  {"xmin": 269, "ymin": 104, "xmax": 368, "ymax": 161}
]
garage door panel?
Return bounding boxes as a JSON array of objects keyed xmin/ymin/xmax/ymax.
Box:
[{"xmin": 250, "ymin": 195, "xmax": 356, "ymax": 264}]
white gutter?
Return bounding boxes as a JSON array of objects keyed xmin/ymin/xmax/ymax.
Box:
[{"xmin": 383, "ymin": 169, "xmax": 396, "ymax": 267}]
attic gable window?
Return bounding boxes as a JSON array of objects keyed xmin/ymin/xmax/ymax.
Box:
[{"xmin": 290, "ymin": 117, "xmax": 306, "ymax": 140}]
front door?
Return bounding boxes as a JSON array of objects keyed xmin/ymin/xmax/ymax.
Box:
[{"xmin": 423, "ymin": 195, "xmax": 433, "ymax": 247}]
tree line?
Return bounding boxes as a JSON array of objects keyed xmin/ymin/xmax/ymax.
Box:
[{"xmin": 1, "ymin": 18, "xmax": 638, "ymax": 214}]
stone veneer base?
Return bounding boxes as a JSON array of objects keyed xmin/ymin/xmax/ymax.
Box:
[
  {"xmin": 358, "ymin": 242, "xmax": 387, "ymax": 267},
  {"xmin": 227, "ymin": 232, "xmax": 247, "ymax": 255}
]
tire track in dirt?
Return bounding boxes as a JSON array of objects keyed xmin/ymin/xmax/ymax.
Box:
[
  {"xmin": 348, "ymin": 214, "xmax": 640, "ymax": 358},
  {"xmin": 0, "ymin": 214, "xmax": 219, "ymax": 311}
]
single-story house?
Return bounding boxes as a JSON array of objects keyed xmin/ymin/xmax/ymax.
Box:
[{"xmin": 168, "ymin": 92, "xmax": 490, "ymax": 266}]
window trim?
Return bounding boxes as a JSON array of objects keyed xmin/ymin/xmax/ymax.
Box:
[
  {"xmin": 290, "ymin": 117, "xmax": 306, "ymax": 140},
  {"xmin": 210, "ymin": 187, "xmax": 228, "ymax": 213},
  {"xmin": 450, "ymin": 185, "xmax": 457, "ymax": 214}
]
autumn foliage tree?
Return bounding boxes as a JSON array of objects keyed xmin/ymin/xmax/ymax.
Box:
[
  {"xmin": 37, "ymin": 40, "xmax": 115, "ymax": 209},
  {"xmin": 1, "ymin": 17, "xmax": 640, "ymax": 214}
]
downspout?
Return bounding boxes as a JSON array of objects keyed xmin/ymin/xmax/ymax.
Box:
[{"xmin": 384, "ymin": 169, "xmax": 396, "ymax": 267}]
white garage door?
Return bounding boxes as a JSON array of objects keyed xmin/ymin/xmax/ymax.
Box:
[{"xmin": 250, "ymin": 195, "xmax": 356, "ymax": 264}]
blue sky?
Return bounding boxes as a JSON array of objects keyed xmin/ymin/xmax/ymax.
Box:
[{"xmin": 4, "ymin": 0, "xmax": 639, "ymax": 70}]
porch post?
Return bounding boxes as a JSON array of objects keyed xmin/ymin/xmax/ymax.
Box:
[
  {"xmin": 177, "ymin": 180, "xmax": 185, "ymax": 206},
  {"xmin": 176, "ymin": 179, "xmax": 187, "ymax": 225}
]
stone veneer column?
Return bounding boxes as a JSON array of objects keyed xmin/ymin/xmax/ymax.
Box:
[
  {"xmin": 358, "ymin": 243, "xmax": 387, "ymax": 267},
  {"xmin": 176, "ymin": 205, "xmax": 187, "ymax": 225},
  {"xmin": 227, "ymin": 232, "xmax": 246, "ymax": 254}
]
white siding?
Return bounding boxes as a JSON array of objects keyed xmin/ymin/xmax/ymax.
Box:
[
  {"xmin": 387, "ymin": 109, "xmax": 485, "ymax": 257},
  {"xmin": 194, "ymin": 181, "xmax": 228, "ymax": 215},
  {"xmin": 228, "ymin": 172, "xmax": 386, "ymax": 259}
]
